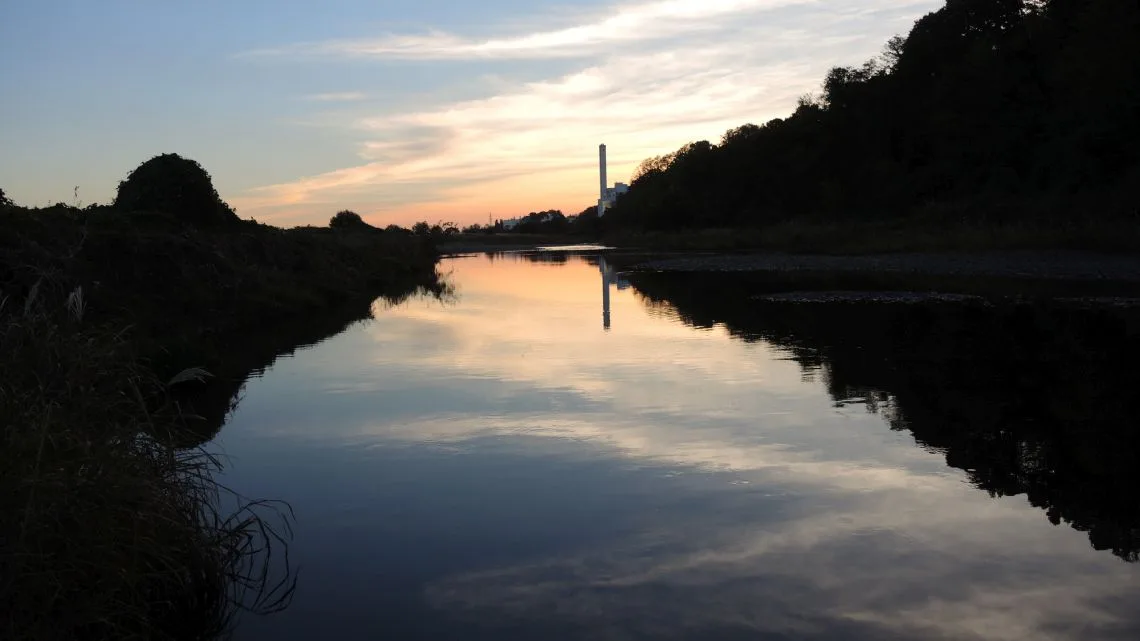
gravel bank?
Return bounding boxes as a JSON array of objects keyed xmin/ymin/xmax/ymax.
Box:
[
  {"xmin": 634, "ymin": 251, "xmax": 1140, "ymax": 281},
  {"xmin": 749, "ymin": 291, "xmax": 1140, "ymax": 308},
  {"xmin": 754, "ymin": 291, "xmax": 988, "ymax": 304}
]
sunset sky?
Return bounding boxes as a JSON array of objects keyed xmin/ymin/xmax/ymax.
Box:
[{"xmin": 0, "ymin": 0, "xmax": 938, "ymax": 227}]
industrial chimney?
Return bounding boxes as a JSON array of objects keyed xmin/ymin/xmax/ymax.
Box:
[{"xmin": 598, "ymin": 144, "xmax": 608, "ymax": 217}]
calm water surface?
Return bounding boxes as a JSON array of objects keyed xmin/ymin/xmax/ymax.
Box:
[{"xmin": 217, "ymin": 251, "xmax": 1140, "ymax": 641}]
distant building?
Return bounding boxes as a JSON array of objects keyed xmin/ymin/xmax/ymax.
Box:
[
  {"xmin": 597, "ymin": 146, "xmax": 629, "ymax": 217},
  {"xmin": 601, "ymin": 182, "xmax": 629, "ymax": 209}
]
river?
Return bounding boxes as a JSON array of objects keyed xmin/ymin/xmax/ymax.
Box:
[{"xmin": 216, "ymin": 249, "xmax": 1140, "ymax": 641}]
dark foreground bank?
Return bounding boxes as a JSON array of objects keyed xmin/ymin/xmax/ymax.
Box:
[{"xmin": 0, "ymin": 197, "xmax": 444, "ymax": 640}]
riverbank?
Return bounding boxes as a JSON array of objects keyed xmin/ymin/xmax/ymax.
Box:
[
  {"xmin": 2, "ymin": 205, "xmax": 442, "ymax": 374},
  {"xmin": 439, "ymin": 218, "xmax": 1140, "ymax": 256},
  {"xmin": 633, "ymin": 251, "xmax": 1140, "ymax": 281},
  {"xmin": 604, "ymin": 219, "xmax": 1140, "ymax": 255},
  {"xmin": 623, "ymin": 250, "xmax": 1140, "ymax": 303},
  {"xmin": 1, "ymin": 203, "xmax": 444, "ymax": 640},
  {"xmin": 438, "ymin": 232, "xmax": 598, "ymax": 254}
]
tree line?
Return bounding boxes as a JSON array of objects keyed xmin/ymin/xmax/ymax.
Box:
[
  {"xmin": 604, "ymin": 0, "xmax": 1139, "ymax": 231},
  {"xmin": 461, "ymin": 207, "xmax": 603, "ymax": 236},
  {"xmin": 328, "ymin": 210, "xmax": 460, "ymax": 237}
]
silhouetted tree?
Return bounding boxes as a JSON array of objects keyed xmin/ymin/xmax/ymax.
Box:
[
  {"xmin": 113, "ymin": 154, "xmax": 239, "ymax": 227},
  {"xmin": 569, "ymin": 206, "xmax": 603, "ymax": 236},
  {"xmin": 880, "ymin": 35, "xmax": 906, "ymax": 71},
  {"xmin": 511, "ymin": 210, "xmax": 568, "ymax": 234},
  {"xmin": 329, "ymin": 210, "xmax": 372, "ymax": 230}
]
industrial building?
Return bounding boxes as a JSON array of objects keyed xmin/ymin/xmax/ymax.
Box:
[{"xmin": 597, "ymin": 144, "xmax": 628, "ymax": 217}]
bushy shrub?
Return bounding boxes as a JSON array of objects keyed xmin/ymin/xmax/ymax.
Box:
[
  {"xmin": 329, "ymin": 209, "xmax": 372, "ymax": 230},
  {"xmin": 114, "ymin": 154, "xmax": 238, "ymax": 227}
]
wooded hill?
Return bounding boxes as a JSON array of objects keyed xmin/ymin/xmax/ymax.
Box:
[{"xmin": 605, "ymin": 0, "xmax": 1140, "ymax": 231}]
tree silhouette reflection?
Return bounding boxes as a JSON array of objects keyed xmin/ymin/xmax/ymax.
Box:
[
  {"xmin": 629, "ymin": 271, "xmax": 1140, "ymax": 562},
  {"xmin": 173, "ymin": 276, "xmax": 454, "ymax": 448}
]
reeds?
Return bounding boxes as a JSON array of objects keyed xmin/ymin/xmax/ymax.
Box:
[{"xmin": 0, "ymin": 284, "xmax": 295, "ymax": 641}]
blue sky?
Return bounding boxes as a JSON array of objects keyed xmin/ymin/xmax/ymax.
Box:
[{"xmin": 0, "ymin": 0, "xmax": 939, "ymax": 226}]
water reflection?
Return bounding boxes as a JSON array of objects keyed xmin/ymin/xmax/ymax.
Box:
[
  {"xmin": 174, "ymin": 274, "xmax": 453, "ymax": 448},
  {"xmin": 628, "ymin": 270, "xmax": 1140, "ymax": 563},
  {"xmin": 602, "ymin": 256, "xmax": 611, "ymax": 329},
  {"xmin": 219, "ymin": 253, "xmax": 1140, "ymax": 641}
]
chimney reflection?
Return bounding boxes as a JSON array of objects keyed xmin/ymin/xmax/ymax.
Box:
[{"xmin": 601, "ymin": 256, "xmax": 612, "ymax": 330}]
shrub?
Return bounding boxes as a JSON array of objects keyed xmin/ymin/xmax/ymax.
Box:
[
  {"xmin": 329, "ymin": 210, "xmax": 373, "ymax": 230},
  {"xmin": 114, "ymin": 154, "xmax": 238, "ymax": 227}
]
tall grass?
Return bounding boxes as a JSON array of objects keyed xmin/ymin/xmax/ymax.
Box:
[{"xmin": 0, "ymin": 283, "xmax": 295, "ymax": 641}]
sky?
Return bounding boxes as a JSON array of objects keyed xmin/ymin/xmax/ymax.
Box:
[{"xmin": 0, "ymin": 0, "xmax": 940, "ymax": 227}]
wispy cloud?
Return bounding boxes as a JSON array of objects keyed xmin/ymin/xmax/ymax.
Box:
[
  {"xmin": 233, "ymin": 0, "xmax": 940, "ymax": 225},
  {"xmin": 254, "ymin": 0, "xmax": 816, "ymax": 60},
  {"xmin": 303, "ymin": 92, "xmax": 368, "ymax": 102}
]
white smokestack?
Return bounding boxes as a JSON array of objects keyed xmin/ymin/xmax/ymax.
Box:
[{"xmin": 598, "ymin": 144, "xmax": 608, "ymax": 216}]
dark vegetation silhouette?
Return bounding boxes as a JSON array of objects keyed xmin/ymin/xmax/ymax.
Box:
[
  {"xmin": 628, "ymin": 270, "xmax": 1140, "ymax": 562},
  {"xmin": 456, "ymin": 208, "xmax": 602, "ymax": 247},
  {"xmin": 2, "ymin": 297, "xmax": 297, "ymax": 641},
  {"xmin": 407, "ymin": 220, "xmax": 458, "ymax": 238},
  {"xmin": 599, "ymin": 0, "xmax": 1140, "ymax": 241},
  {"xmin": 512, "ymin": 210, "xmax": 569, "ymax": 234},
  {"xmin": 568, "ymin": 206, "xmax": 603, "ymax": 236},
  {"xmin": 114, "ymin": 153, "xmax": 240, "ymax": 228},
  {"xmin": 0, "ymin": 154, "xmax": 444, "ymax": 640},
  {"xmin": 329, "ymin": 209, "xmax": 374, "ymax": 231}
]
